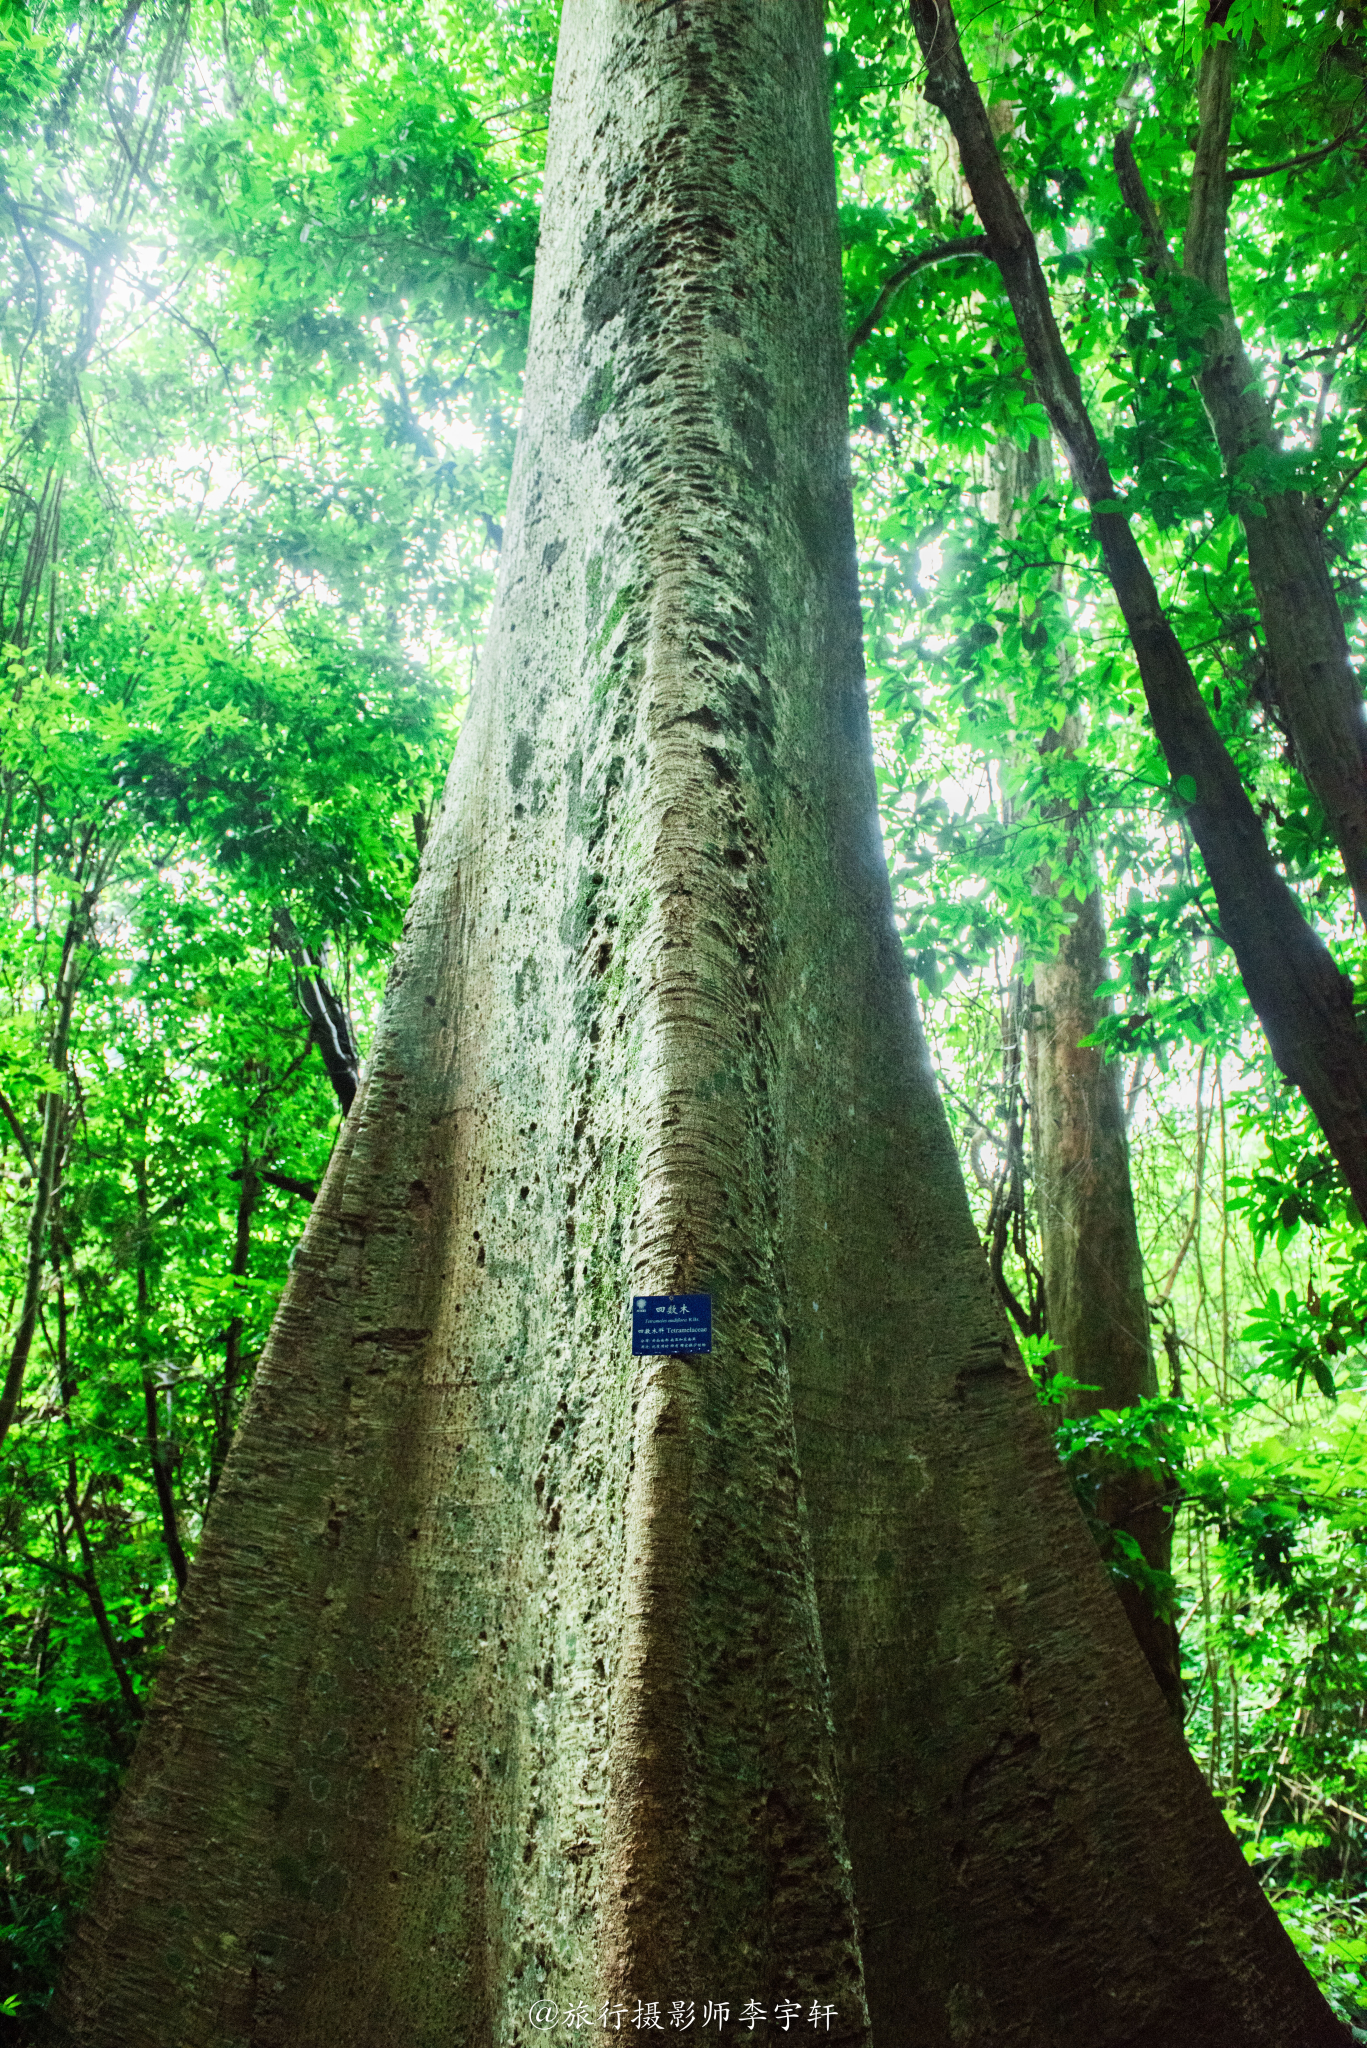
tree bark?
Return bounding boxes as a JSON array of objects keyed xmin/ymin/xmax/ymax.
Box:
[
  {"xmin": 50, "ymin": 6, "xmax": 1348, "ymax": 2046},
  {"xmin": 1114, "ymin": 55, "xmax": 1367, "ymax": 920},
  {"xmin": 909, "ymin": 0, "xmax": 1367, "ymax": 1230},
  {"xmin": 995, "ymin": 436, "xmax": 1182, "ymax": 1714},
  {"xmin": 274, "ymin": 909, "xmax": 362, "ymax": 1113},
  {"xmin": 1027, "ymin": 880, "xmax": 1184, "ymax": 1710}
]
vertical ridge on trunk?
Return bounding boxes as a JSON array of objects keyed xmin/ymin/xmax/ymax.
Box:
[{"xmin": 48, "ymin": 4, "xmax": 1348, "ymax": 2046}]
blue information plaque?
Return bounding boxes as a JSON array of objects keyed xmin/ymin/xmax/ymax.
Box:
[{"xmin": 631, "ymin": 1293, "xmax": 712, "ymax": 1356}]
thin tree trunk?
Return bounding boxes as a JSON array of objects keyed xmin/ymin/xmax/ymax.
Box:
[
  {"xmin": 47, "ymin": 1250, "xmax": 144, "ymax": 1722},
  {"xmin": 134, "ymin": 1158, "xmax": 188, "ymax": 1592},
  {"xmin": 910, "ymin": 0, "xmax": 1367, "ymax": 1231},
  {"xmin": 1114, "ymin": 49, "xmax": 1367, "ymax": 918},
  {"xmin": 994, "ymin": 435, "xmax": 1183, "ymax": 1713},
  {"xmin": 0, "ymin": 903, "xmax": 83, "ymax": 1454},
  {"xmin": 51, "ymin": 6, "xmax": 1347, "ymax": 2045},
  {"xmin": 1028, "ymin": 879, "xmax": 1184, "ymax": 1711},
  {"xmin": 63, "ymin": 1466, "xmax": 143, "ymax": 1726},
  {"xmin": 208, "ymin": 1150, "xmax": 257, "ymax": 1499}
]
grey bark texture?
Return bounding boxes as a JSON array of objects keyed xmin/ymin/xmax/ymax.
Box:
[
  {"xmin": 1026, "ymin": 878, "xmax": 1184, "ymax": 1711},
  {"xmin": 49, "ymin": 5, "xmax": 1347, "ymax": 2046},
  {"xmin": 1114, "ymin": 51, "xmax": 1367, "ymax": 920}
]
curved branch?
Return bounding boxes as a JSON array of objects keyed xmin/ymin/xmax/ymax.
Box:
[
  {"xmin": 848, "ymin": 234, "xmax": 991, "ymax": 358},
  {"xmin": 1229, "ymin": 114, "xmax": 1367, "ymax": 183}
]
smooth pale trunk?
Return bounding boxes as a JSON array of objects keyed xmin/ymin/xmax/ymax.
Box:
[{"xmin": 49, "ymin": 5, "xmax": 1348, "ymax": 2045}]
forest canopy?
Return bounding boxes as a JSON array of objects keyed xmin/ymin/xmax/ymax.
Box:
[{"xmin": 1, "ymin": 0, "xmax": 1366, "ymax": 2032}]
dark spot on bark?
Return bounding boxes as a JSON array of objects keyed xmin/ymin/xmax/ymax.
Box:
[
  {"xmin": 721, "ymin": 360, "xmax": 776, "ymax": 481},
  {"xmin": 542, "ymin": 539, "xmax": 566, "ymax": 572},
  {"xmin": 792, "ymin": 477, "xmax": 848, "ymax": 572},
  {"xmin": 561, "ymin": 866, "xmax": 604, "ymax": 950},
  {"xmin": 960, "ymin": 1729, "xmax": 1043, "ymax": 1806},
  {"xmin": 580, "ymin": 217, "xmax": 665, "ymax": 337},
  {"xmin": 582, "ymin": 256, "xmax": 626, "ymax": 333},
  {"xmin": 508, "ymin": 731, "xmax": 534, "ymax": 791},
  {"xmin": 515, "ymin": 954, "xmax": 541, "ymax": 1008},
  {"xmin": 272, "ymin": 1854, "xmax": 311, "ymax": 1901},
  {"xmin": 312, "ymin": 1866, "xmax": 347, "ymax": 1912},
  {"xmin": 952, "ymin": 1341, "xmax": 1015, "ymax": 1403},
  {"xmin": 570, "ymin": 361, "xmax": 614, "ymax": 442}
]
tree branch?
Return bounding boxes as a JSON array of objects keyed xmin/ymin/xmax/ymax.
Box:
[
  {"xmin": 908, "ymin": 0, "xmax": 1367, "ymax": 1219},
  {"xmin": 0, "ymin": 1085, "xmax": 36, "ymax": 1172},
  {"xmin": 229, "ymin": 1164, "xmax": 318, "ymax": 1202},
  {"xmin": 211, "ymin": 1150, "xmax": 259, "ymax": 1498},
  {"xmin": 848, "ymin": 234, "xmax": 991, "ymax": 358},
  {"xmin": 1113, "ymin": 130, "xmax": 1176, "ymax": 282},
  {"xmin": 1229, "ymin": 116, "xmax": 1367, "ymax": 183},
  {"xmin": 65, "ymin": 1471, "xmax": 143, "ymax": 1722},
  {"xmin": 1316, "ymin": 451, "xmax": 1367, "ymax": 534},
  {"xmin": 0, "ymin": 902, "xmax": 87, "ymax": 1455},
  {"xmin": 273, "ymin": 908, "xmax": 361, "ymax": 1113}
]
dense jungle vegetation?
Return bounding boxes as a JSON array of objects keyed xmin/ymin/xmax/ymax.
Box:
[{"xmin": 1, "ymin": 0, "xmax": 1365, "ymax": 2028}]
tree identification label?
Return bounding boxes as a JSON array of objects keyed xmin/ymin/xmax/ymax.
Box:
[{"xmin": 631, "ymin": 1294, "xmax": 712, "ymax": 1356}]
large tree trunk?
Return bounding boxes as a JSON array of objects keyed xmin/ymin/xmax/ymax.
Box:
[{"xmin": 49, "ymin": 5, "xmax": 1347, "ymax": 2045}]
